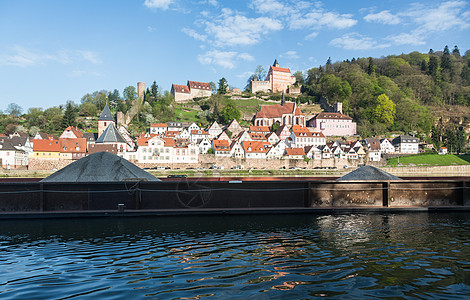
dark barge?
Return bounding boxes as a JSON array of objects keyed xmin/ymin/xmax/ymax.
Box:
[{"xmin": 1, "ymin": 177, "xmax": 470, "ymax": 219}]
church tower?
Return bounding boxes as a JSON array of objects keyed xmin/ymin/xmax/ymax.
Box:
[
  {"xmin": 273, "ymin": 59, "xmax": 279, "ymax": 67},
  {"xmin": 98, "ymin": 102, "xmax": 115, "ymax": 136}
]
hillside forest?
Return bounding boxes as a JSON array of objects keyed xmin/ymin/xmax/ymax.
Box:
[{"xmin": 1, "ymin": 46, "xmax": 470, "ymax": 153}]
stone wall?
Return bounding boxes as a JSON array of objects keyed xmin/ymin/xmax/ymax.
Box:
[
  {"xmin": 136, "ymin": 154, "xmax": 363, "ymax": 170},
  {"xmin": 29, "ymin": 158, "xmax": 72, "ymax": 171}
]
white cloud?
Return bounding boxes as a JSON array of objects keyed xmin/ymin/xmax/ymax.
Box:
[
  {"xmin": 76, "ymin": 50, "xmax": 102, "ymax": 64},
  {"xmin": 249, "ymin": 0, "xmax": 290, "ymax": 16},
  {"xmin": 203, "ymin": 8, "xmax": 283, "ymax": 47},
  {"xmin": 364, "ymin": 10, "xmax": 400, "ymax": 25},
  {"xmin": 237, "ymin": 52, "xmax": 255, "ymax": 61},
  {"xmin": 289, "ymin": 10, "xmax": 357, "ymax": 30},
  {"xmin": 143, "ymin": 0, "xmax": 172, "ymax": 10},
  {"xmin": 385, "ymin": 32, "xmax": 426, "ymax": 46},
  {"xmin": 237, "ymin": 71, "xmax": 254, "ymax": 79},
  {"xmin": 383, "ymin": 1, "xmax": 470, "ymax": 46},
  {"xmin": 281, "ymin": 50, "xmax": 300, "ymax": 59},
  {"xmin": 329, "ymin": 33, "xmax": 390, "ymax": 50},
  {"xmin": 406, "ymin": 1, "xmax": 470, "ymax": 32},
  {"xmin": 182, "ymin": 28, "xmax": 207, "ymax": 41},
  {"xmin": 0, "ymin": 46, "xmax": 101, "ymax": 67},
  {"xmin": 198, "ymin": 50, "xmax": 254, "ymax": 68},
  {"xmin": 305, "ymin": 32, "xmax": 319, "ymax": 40}
]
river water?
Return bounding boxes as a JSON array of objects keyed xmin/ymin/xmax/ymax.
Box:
[{"xmin": 0, "ymin": 213, "xmax": 469, "ymax": 299}]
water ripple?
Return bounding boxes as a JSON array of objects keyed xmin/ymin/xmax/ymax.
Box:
[{"xmin": 0, "ymin": 213, "xmax": 469, "ymax": 298}]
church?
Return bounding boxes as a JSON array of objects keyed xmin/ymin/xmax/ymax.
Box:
[{"xmin": 253, "ymin": 101, "xmax": 305, "ymax": 128}]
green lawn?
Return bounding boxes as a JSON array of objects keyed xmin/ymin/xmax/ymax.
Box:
[
  {"xmin": 387, "ymin": 153, "xmax": 470, "ymax": 166},
  {"xmin": 174, "ymin": 107, "xmax": 200, "ymax": 123},
  {"xmin": 233, "ymin": 98, "xmax": 280, "ymax": 115}
]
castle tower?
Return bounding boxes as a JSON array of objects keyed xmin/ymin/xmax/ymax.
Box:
[
  {"xmin": 334, "ymin": 102, "xmax": 343, "ymax": 114},
  {"xmin": 273, "ymin": 59, "xmax": 279, "ymax": 67},
  {"xmin": 98, "ymin": 102, "xmax": 115, "ymax": 136},
  {"xmin": 137, "ymin": 82, "xmax": 145, "ymax": 100}
]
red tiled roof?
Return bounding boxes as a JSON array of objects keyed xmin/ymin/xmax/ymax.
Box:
[
  {"xmin": 255, "ymin": 103, "xmax": 296, "ymax": 119},
  {"xmin": 191, "ymin": 129, "xmax": 209, "ymax": 135},
  {"xmin": 164, "ymin": 131, "xmax": 179, "ymax": 138},
  {"xmin": 172, "ymin": 84, "xmax": 190, "ymax": 94},
  {"xmin": 213, "ymin": 139, "xmax": 230, "ymax": 151},
  {"xmin": 286, "ymin": 147, "xmax": 306, "ymax": 156},
  {"xmin": 294, "ymin": 107, "xmax": 303, "ymax": 116},
  {"xmin": 33, "ymin": 139, "xmax": 60, "ymax": 152},
  {"xmin": 62, "ymin": 126, "xmax": 83, "ymax": 138},
  {"xmin": 87, "ymin": 144, "xmax": 118, "ymax": 155},
  {"xmin": 150, "ymin": 123, "xmax": 167, "ymax": 128},
  {"xmin": 291, "ymin": 125, "xmax": 309, "ymax": 133},
  {"xmin": 293, "ymin": 131, "xmax": 325, "ymax": 138},
  {"xmin": 249, "ymin": 126, "xmax": 270, "ymax": 133},
  {"xmin": 60, "ymin": 138, "xmax": 87, "ymax": 153},
  {"xmin": 315, "ymin": 112, "xmax": 352, "ymax": 120},
  {"xmin": 136, "ymin": 137, "xmax": 150, "ymax": 146},
  {"xmin": 241, "ymin": 141, "xmax": 269, "ymax": 153},
  {"xmin": 249, "ymin": 133, "xmax": 267, "ymax": 141},
  {"xmin": 188, "ymin": 81, "xmax": 211, "ymax": 90},
  {"xmin": 270, "ymin": 66, "xmax": 291, "ymax": 73},
  {"xmin": 162, "ymin": 137, "xmax": 176, "ymax": 147}
]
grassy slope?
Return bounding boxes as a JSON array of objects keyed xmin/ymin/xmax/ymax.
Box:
[{"xmin": 387, "ymin": 154, "xmax": 470, "ymax": 167}]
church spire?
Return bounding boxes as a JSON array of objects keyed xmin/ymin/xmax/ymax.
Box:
[
  {"xmin": 98, "ymin": 102, "xmax": 114, "ymax": 121},
  {"xmin": 273, "ymin": 59, "xmax": 279, "ymax": 67}
]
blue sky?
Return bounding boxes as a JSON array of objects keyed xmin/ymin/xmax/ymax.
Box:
[{"xmin": 1, "ymin": 0, "xmax": 470, "ymax": 112}]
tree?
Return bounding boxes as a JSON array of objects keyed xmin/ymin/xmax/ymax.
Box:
[
  {"xmin": 427, "ymin": 56, "xmax": 439, "ymax": 79},
  {"xmin": 367, "ymin": 57, "xmax": 375, "ymax": 75},
  {"xmin": 220, "ymin": 102, "xmax": 241, "ymax": 124},
  {"xmin": 372, "ymin": 94, "xmax": 395, "ymax": 127},
  {"xmin": 318, "ymin": 74, "xmax": 351, "ymax": 103},
  {"xmin": 123, "ymin": 86, "xmax": 137, "ymax": 102},
  {"xmin": 254, "ymin": 65, "xmax": 266, "ymax": 81},
  {"xmin": 61, "ymin": 101, "xmax": 77, "ymax": 129},
  {"xmin": 217, "ymin": 77, "xmax": 228, "ymax": 94},
  {"xmin": 293, "ymin": 71, "xmax": 305, "ymax": 86},
  {"xmin": 453, "ymin": 45, "xmax": 461, "ymax": 58},
  {"xmin": 6, "ymin": 103, "xmax": 22, "ymax": 117},
  {"xmin": 206, "ymin": 94, "xmax": 225, "ymax": 120},
  {"xmin": 441, "ymin": 45, "xmax": 452, "ymax": 72},
  {"xmin": 108, "ymin": 89, "xmax": 121, "ymax": 108},
  {"xmin": 150, "ymin": 81, "xmax": 159, "ymax": 98},
  {"xmin": 79, "ymin": 102, "xmax": 98, "ymax": 117},
  {"xmin": 209, "ymin": 81, "xmax": 217, "ymax": 93},
  {"xmin": 26, "ymin": 107, "xmax": 45, "ymax": 127}
]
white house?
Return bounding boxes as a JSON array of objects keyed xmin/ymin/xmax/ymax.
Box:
[
  {"xmin": 242, "ymin": 141, "xmax": 269, "ymax": 159},
  {"xmin": 197, "ymin": 137, "xmax": 212, "ymax": 154},
  {"xmin": 150, "ymin": 123, "xmax": 167, "ymax": 135},
  {"xmin": 266, "ymin": 140, "xmax": 287, "ymax": 159},
  {"xmin": 368, "ymin": 150, "xmax": 381, "ymax": 162},
  {"xmin": 380, "ymin": 139, "xmax": 396, "ymax": 154},
  {"xmin": 207, "ymin": 121, "xmax": 223, "ymax": 139},
  {"xmin": 191, "ymin": 129, "xmax": 210, "ymax": 143},
  {"xmin": 187, "ymin": 122, "xmax": 200, "ymax": 132},
  {"xmin": 392, "ymin": 135, "xmax": 419, "ymax": 154}
]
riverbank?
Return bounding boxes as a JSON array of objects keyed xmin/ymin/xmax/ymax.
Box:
[{"xmin": 3, "ymin": 165, "xmax": 470, "ymax": 179}]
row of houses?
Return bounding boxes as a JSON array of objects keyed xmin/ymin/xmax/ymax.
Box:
[{"xmin": 0, "ymin": 100, "xmax": 420, "ymax": 169}]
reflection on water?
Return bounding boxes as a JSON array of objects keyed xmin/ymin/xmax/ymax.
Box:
[{"xmin": 0, "ymin": 213, "xmax": 469, "ymax": 299}]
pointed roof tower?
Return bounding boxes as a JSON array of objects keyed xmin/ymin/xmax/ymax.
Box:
[
  {"xmin": 273, "ymin": 59, "xmax": 279, "ymax": 67},
  {"xmin": 96, "ymin": 122, "xmax": 127, "ymax": 144},
  {"xmin": 98, "ymin": 102, "xmax": 114, "ymax": 121}
]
